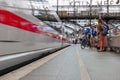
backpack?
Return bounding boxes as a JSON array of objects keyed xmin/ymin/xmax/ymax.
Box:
[
  {"xmin": 103, "ymin": 23, "xmax": 109, "ymax": 31},
  {"xmin": 101, "ymin": 24, "xmax": 109, "ymax": 35}
]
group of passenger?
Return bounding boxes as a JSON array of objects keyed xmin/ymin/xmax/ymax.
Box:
[{"xmin": 79, "ymin": 19, "xmax": 109, "ymax": 52}]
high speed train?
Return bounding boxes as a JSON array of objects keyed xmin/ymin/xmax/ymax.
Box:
[{"xmin": 0, "ymin": 0, "xmax": 69, "ymax": 75}]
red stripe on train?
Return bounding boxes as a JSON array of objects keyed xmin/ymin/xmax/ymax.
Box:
[{"xmin": 0, "ymin": 9, "xmax": 42, "ymax": 33}]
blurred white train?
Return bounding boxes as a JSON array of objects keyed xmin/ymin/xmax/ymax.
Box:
[{"xmin": 0, "ymin": 0, "xmax": 68, "ymax": 74}]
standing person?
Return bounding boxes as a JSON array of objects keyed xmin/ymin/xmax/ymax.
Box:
[
  {"xmin": 97, "ymin": 19, "xmax": 108, "ymax": 52},
  {"xmin": 84, "ymin": 27, "xmax": 91, "ymax": 47},
  {"xmin": 96, "ymin": 19, "xmax": 102, "ymax": 51},
  {"xmin": 87, "ymin": 33, "xmax": 91, "ymax": 48},
  {"xmin": 75, "ymin": 38, "xmax": 78, "ymax": 44},
  {"xmin": 90, "ymin": 26, "xmax": 96, "ymax": 48}
]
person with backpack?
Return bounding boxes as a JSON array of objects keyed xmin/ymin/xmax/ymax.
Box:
[{"xmin": 97, "ymin": 19, "xmax": 109, "ymax": 52}]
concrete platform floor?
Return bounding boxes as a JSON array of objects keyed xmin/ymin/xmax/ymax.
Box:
[{"xmin": 1, "ymin": 45, "xmax": 120, "ymax": 80}]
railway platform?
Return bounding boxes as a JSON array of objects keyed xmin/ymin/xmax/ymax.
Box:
[{"xmin": 1, "ymin": 45, "xmax": 120, "ymax": 80}]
